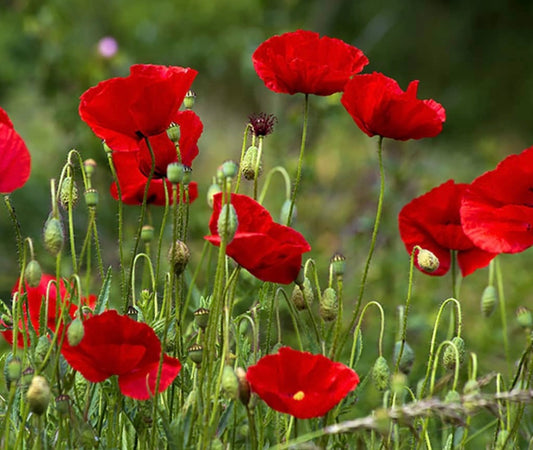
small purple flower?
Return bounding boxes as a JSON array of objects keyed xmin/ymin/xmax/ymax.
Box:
[
  {"xmin": 248, "ymin": 113, "xmax": 277, "ymax": 137},
  {"xmin": 97, "ymin": 37, "xmax": 118, "ymax": 59}
]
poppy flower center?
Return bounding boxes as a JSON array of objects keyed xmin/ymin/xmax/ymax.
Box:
[{"xmin": 292, "ymin": 390, "xmax": 305, "ymax": 401}]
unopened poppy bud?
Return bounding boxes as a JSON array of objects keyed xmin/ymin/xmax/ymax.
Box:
[
  {"xmin": 184, "ymin": 90, "xmax": 196, "ymax": 109},
  {"xmin": 417, "ymin": 248, "xmax": 439, "ymax": 273},
  {"xmin": 235, "ymin": 367, "xmax": 251, "ymax": 406},
  {"xmin": 167, "ymin": 123, "xmax": 180, "ymax": 144},
  {"xmin": 27, "ymin": 375, "xmax": 51, "ymax": 415},
  {"xmin": 207, "ymin": 181, "xmax": 222, "ymax": 208},
  {"xmin": 4, "ymin": 354, "xmax": 22, "ymax": 387},
  {"xmin": 390, "ymin": 372, "xmax": 407, "ymax": 396},
  {"xmin": 444, "ymin": 389, "xmax": 461, "ymax": 403},
  {"xmin": 55, "ymin": 394, "xmax": 71, "ymax": 415},
  {"xmin": 188, "ymin": 344, "xmax": 203, "ymax": 365},
  {"xmin": 219, "ymin": 160, "xmax": 239, "ymax": 179},
  {"xmin": 43, "ymin": 214, "xmax": 64, "ymax": 256},
  {"xmin": 372, "ymin": 356, "xmax": 390, "ymax": 391},
  {"xmin": 463, "ymin": 379, "xmax": 479, "ymax": 396},
  {"xmin": 291, "ymin": 284, "xmax": 306, "ymax": 311},
  {"xmin": 442, "ymin": 336, "xmax": 465, "ymax": 370},
  {"xmin": 59, "ymin": 176, "xmax": 78, "ymax": 208},
  {"xmin": 168, "ymin": 240, "xmax": 191, "ymax": 276},
  {"xmin": 84, "ymin": 188, "xmax": 99, "ymax": 207},
  {"xmin": 34, "ymin": 335, "xmax": 51, "ymax": 367},
  {"xmin": 167, "ymin": 162, "xmax": 184, "ymax": 184},
  {"xmin": 193, "ymin": 307, "xmax": 209, "ymax": 330},
  {"xmin": 217, "ymin": 203, "xmax": 239, "ymax": 244},
  {"xmin": 24, "ymin": 260, "xmax": 42, "ymax": 288},
  {"xmin": 241, "ymin": 145, "xmax": 262, "ymax": 180},
  {"xmin": 83, "ymin": 158, "xmax": 97, "ymax": 177},
  {"xmin": 330, "ymin": 253, "xmax": 346, "ymax": 277},
  {"xmin": 67, "ymin": 318, "xmax": 85, "ymax": 347},
  {"xmin": 481, "ymin": 285, "xmax": 497, "ymax": 317},
  {"xmin": 221, "ymin": 365, "xmax": 239, "ymax": 400},
  {"xmin": 141, "ymin": 225, "xmax": 155, "ymax": 243},
  {"xmin": 182, "ymin": 166, "xmax": 192, "ymax": 185},
  {"xmin": 516, "ymin": 306, "xmax": 532, "ymax": 329},
  {"xmin": 393, "ymin": 341, "xmax": 415, "ymax": 374},
  {"xmin": 280, "ymin": 199, "xmax": 296, "ymax": 225},
  {"xmin": 319, "ymin": 287, "xmax": 338, "ymax": 322}
]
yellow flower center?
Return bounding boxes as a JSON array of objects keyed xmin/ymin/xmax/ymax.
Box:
[{"xmin": 292, "ymin": 390, "xmax": 305, "ymax": 401}]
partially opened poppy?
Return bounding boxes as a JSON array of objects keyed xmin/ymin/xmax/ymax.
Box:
[
  {"xmin": 61, "ymin": 310, "xmax": 181, "ymax": 400},
  {"xmin": 110, "ymin": 150, "xmax": 198, "ymax": 206},
  {"xmin": 246, "ymin": 347, "xmax": 359, "ymax": 419},
  {"xmin": 461, "ymin": 146, "xmax": 533, "ymax": 254},
  {"xmin": 252, "ymin": 30, "xmax": 368, "ymax": 96},
  {"xmin": 204, "ymin": 194, "xmax": 311, "ymax": 284},
  {"xmin": 1, "ymin": 274, "xmax": 96, "ymax": 347},
  {"xmin": 341, "ymin": 72, "xmax": 446, "ymax": 140},
  {"xmin": 399, "ymin": 180, "xmax": 497, "ymax": 276},
  {"xmin": 79, "ymin": 64, "xmax": 201, "ymax": 179},
  {"xmin": 0, "ymin": 107, "xmax": 31, "ymax": 193}
]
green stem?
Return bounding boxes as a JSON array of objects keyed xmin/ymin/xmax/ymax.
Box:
[
  {"xmin": 3, "ymin": 195, "xmax": 24, "ymax": 270},
  {"xmin": 286, "ymin": 93, "xmax": 309, "ymax": 226},
  {"xmin": 494, "ymin": 257, "xmax": 511, "ymax": 373}
]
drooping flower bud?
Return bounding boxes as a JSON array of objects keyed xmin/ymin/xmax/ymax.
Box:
[
  {"xmin": 4, "ymin": 354, "xmax": 22, "ymax": 387},
  {"xmin": 67, "ymin": 318, "xmax": 85, "ymax": 347},
  {"xmin": 84, "ymin": 188, "xmax": 99, "ymax": 208},
  {"xmin": 167, "ymin": 162, "xmax": 185, "ymax": 184},
  {"xmin": 319, "ymin": 287, "xmax": 338, "ymax": 322},
  {"xmin": 516, "ymin": 306, "xmax": 532, "ymax": 329},
  {"xmin": 184, "ymin": 90, "xmax": 196, "ymax": 109},
  {"xmin": 24, "ymin": 260, "xmax": 42, "ymax": 288},
  {"xmin": 442, "ymin": 336, "xmax": 465, "ymax": 370},
  {"xmin": 34, "ymin": 335, "xmax": 51, "ymax": 367},
  {"xmin": 193, "ymin": 307, "xmax": 209, "ymax": 330},
  {"xmin": 188, "ymin": 344, "xmax": 203, "ymax": 365},
  {"xmin": 59, "ymin": 176, "xmax": 78, "ymax": 209},
  {"xmin": 416, "ymin": 248, "xmax": 439, "ymax": 273},
  {"xmin": 168, "ymin": 240, "xmax": 191, "ymax": 276},
  {"xmin": 141, "ymin": 225, "xmax": 155, "ymax": 243},
  {"xmin": 27, "ymin": 375, "xmax": 51, "ymax": 415},
  {"xmin": 221, "ymin": 365, "xmax": 239, "ymax": 400},
  {"xmin": 235, "ymin": 367, "xmax": 251, "ymax": 406},
  {"xmin": 241, "ymin": 145, "xmax": 262, "ymax": 180},
  {"xmin": 280, "ymin": 199, "xmax": 296, "ymax": 225},
  {"xmin": 217, "ymin": 203, "xmax": 239, "ymax": 244},
  {"xmin": 291, "ymin": 284, "xmax": 306, "ymax": 311},
  {"xmin": 481, "ymin": 285, "xmax": 497, "ymax": 317},
  {"xmin": 393, "ymin": 341, "xmax": 415, "ymax": 374},
  {"xmin": 43, "ymin": 213, "xmax": 64, "ymax": 256},
  {"xmin": 372, "ymin": 356, "xmax": 390, "ymax": 391},
  {"xmin": 207, "ymin": 181, "xmax": 222, "ymax": 208}
]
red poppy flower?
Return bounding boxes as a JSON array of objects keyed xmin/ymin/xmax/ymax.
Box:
[
  {"xmin": 1, "ymin": 274, "xmax": 96, "ymax": 347},
  {"xmin": 110, "ymin": 150, "xmax": 198, "ymax": 206},
  {"xmin": 204, "ymin": 194, "xmax": 311, "ymax": 284},
  {"xmin": 341, "ymin": 72, "xmax": 446, "ymax": 140},
  {"xmin": 399, "ymin": 180, "xmax": 497, "ymax": 276},
  {"xmin": 79, "ymin": 64, "xmax": 201, "ymax": 178},
  {"xmin": 246, "ymin": 347, "xmax": 359, "ymax": 419},
  {"xmin": 461, "ymin": 146, "xmax": 533, "ymax": 253},
  {"xmin": 61, "ymin": 310, "xmax": 181, "ymax": 400},
  {"xmin": 252, "ymin": 30, "xmax": 368, "ymax": 96},
  {"xmin": 0, "ymin": 107, "xmax": 31, "ymax": 193}
]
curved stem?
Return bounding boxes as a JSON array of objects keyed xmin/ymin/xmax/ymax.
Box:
[{"xmin": 286, "ymin": 93, "xmax": 309, "ymax": 226}]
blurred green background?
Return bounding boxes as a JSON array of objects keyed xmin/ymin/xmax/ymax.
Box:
[{"xmin": 1, "ymin": 0, "xmax": 532, "ymax": 439}]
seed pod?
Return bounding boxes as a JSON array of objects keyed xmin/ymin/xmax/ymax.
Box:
[
  {"xmin": 217, "ymin": 203, "xmax": 238, "ymax": 244},
  {"xmin": 167, "ymin": 162, "xmax": 184, "ymax": 184},
  {"xmin": 219, "ymin": 160, "xmax": 239, "ymax": 179},
  {"xmin": 27, "ymin": 375, "xmax": 51, "ymax": 415},
  {"xmin": 43, "ymin": 213, "xmax": 64, "ymax": 256},
  {"xmin": 84, "ymin": 188, "xmax": 99, "ymax": 207},
  {"xmin": 442, "ymin": 336, "xmax": 465, "ymax": 370},
  {"xmin": 166, "ymin": 123, "xmax": 180, "ymax": 144},
  {"xmin": 516, "ymin": 306, "xmax": 532, "ymax": 329},
  {"xmin": 55, "ymin": 394, "xmax": 71, "ymax": 415},
  {"xmin": 184, "ymin": 90, "xmax": 196, "ymax": 109},
  {"xmin": 416, "ymin": 248, "xmax": 439, "ymax": 273},
  {"xmin": 193, "ymin": 308, "xmax": 209, "ymax": 330},
  {"xmin": 330, "ymin": 253, "xmax": 346, "ymax": 277},
  {"xmin": 481, "ymin": 285, "xmax": 497, "ymax": 317},
  {"xmin": 319, "ymin": 287, "xmax": 338, "ymax": 322},
  {"xmin": 168, "ymin": 240, "xmax": 191, "ymax": 276},
  {"xmin": 188, "ymin": 344, "xmax": 203, "ymax": 365},
  {"xmin": 372, "ymin": 356, "xmax": 390, "ymax": 391},
  {"xmin": 24, "ymin": 260, "xmax": 42, "ymax": 288}
]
